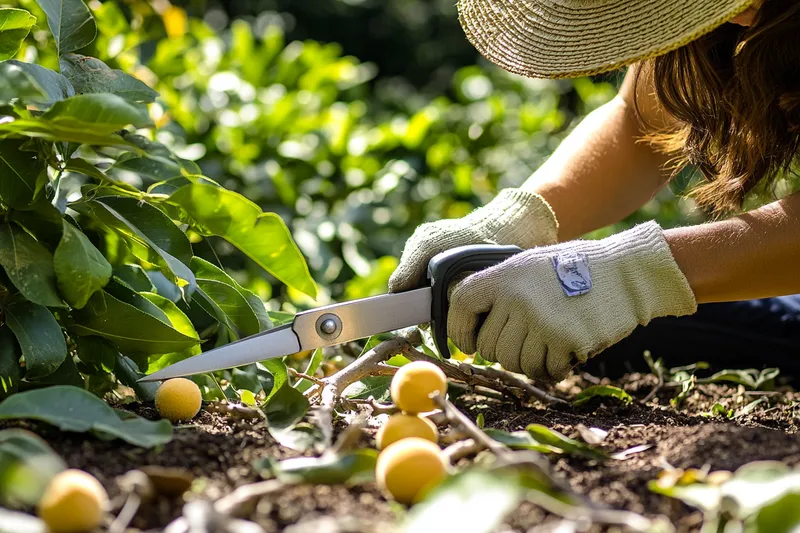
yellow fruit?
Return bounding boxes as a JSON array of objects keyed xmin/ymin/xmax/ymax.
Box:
[
  {"xmin": 376, "ymin": 413, "xmax": 438, "ymax": 449},
  {"xmin": 155, "ymin": 378, "xmax": 202, "ymax": 422},
  {"xmin": 38, "ymin": 469, "xmax": 108, "ymax": 533},
  {"xmin": 376, "ymin": 438, "xmax": 447, "ymax": 504},
  {"xmin": 390, "ymin": 361, "xmax": 447, "ymax": 414}
]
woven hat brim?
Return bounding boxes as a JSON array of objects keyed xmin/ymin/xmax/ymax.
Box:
[{"xmin": 458, "ymin": 0, "xmax": 755, "ymax": 79}]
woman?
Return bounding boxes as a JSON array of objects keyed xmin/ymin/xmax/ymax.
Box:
[{"xmin": 389, "ymin": 0, "xmax": 800, "ymax": 382}]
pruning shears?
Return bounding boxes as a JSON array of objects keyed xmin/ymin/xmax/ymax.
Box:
[{"xmin": 139, "ymin": 245, "xmax": 522, "ymax": 382}]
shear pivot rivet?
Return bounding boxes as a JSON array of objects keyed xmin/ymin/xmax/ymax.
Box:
[{"xmin": 320, "ymin": 319, "xmax": 337, "ymax": 335}]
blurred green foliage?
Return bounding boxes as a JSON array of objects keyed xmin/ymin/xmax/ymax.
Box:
[{"xmin": 12, "ymin": 0, "xmax": 703, "ymax": 308}]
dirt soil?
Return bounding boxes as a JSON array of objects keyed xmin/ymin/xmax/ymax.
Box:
[{"xmin": 8, "ymin": 370, "xmax": 800, "ymax": 533}]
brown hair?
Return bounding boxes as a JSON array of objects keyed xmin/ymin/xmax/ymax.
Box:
[{"xmin": 637, "ymin": 1, "xmax": 800, "ymax": 215}]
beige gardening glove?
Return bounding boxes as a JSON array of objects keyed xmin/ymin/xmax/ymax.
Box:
[
  {"xmin": 388, "ymin": 189, "xmax": 559, "ymax": 293},
  {"xmin": 447, "ymin": 221, "xmax": 698, "ymax": 382}
]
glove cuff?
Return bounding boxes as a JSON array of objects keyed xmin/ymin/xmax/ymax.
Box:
[
  {"xmin": 480, "ymin": 188, "xmax": 559, "ymax": 248},
  {"xmin": 600, "ymin": 221, "xmax": 698, "ymax": 322}
]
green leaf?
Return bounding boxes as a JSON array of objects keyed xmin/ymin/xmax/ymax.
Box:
[
  {"xmin": 59, "ymin": 54, "xmax": 158, "ymax": 104},
  {"xmin": 734, "ymin": 398, "xmax": 766, "ymax": 419},
  {"xmin": 0, "ymin": 139, "xmax": 46, "ymax": 210},
  {"xmin": 270, "ymin": 449, "xmax": 377, "ymax": 485},
  {"xmin": 0, "ymin": 61, "xmax": 74, "ymax": 104},
  {"xmin": 88, "ymin": 197, "xmax": 195, "ymax": 295},
  {"xmin": 195, "ymin": 280, "xmax": 259, "ymax": 339},
  {"xmin": 705, "ymin": 368, "xmax": 780, "ymax": 390},
  {"xmin": 35, "ymin": 0, "xmax": 96, "ymax": 56},
  {"xmin": 74, "ymin": 335, "xmax": 115, "ymax": 374},
  {"xmin": 114, "ymin": 353, "xmax": 158, "ymax": 401},
  {"xmin": 0, "ymin": 61, "xmax": 47, "ymax": 104},
  {"xmin": 572, "ymin": 385, "xmax": 633, "ymax": 407},
  {"xmin": 0, "ymin": 118, "xmax": 130, "ymax": 147},
  {"xmin": 142, "ymin": 292, "xmax": 201, "ymax": 373},
  {"xmin": 648, "ymin": 480, "xmax": 721, "ymax": 513},
  {"xmin": 405, "ymin": 469, "xmax": 523, "ymax": 533},
  {"xmin": 294, "ymin": 348, "xmax": 323, "ymax": 393},
  {"xmin": 0, "ymin": 223, "xmax": 64, "ymax": 307},
  {"xmin": 262, "ymin": 359, "xmax": 287, "ymax": 403},
  {"xmin": 168, "ymin": 183, "xmax": 316, "ymax": 298},
  {"xmin": 0, "ymin": 9, "xmax": 36, "ymax": 60},
  {"xmin": 190, "ymin": 257, "xmax": 271, "ymax": 332},
  {"xmin": 755, "ymin": 492, "xmax": 800, "ymax": 533},
  {"xmin": 53, "ymin": 220, "xmax": 112, "ymax": 309},
  {"xmin": 113, "ymin": 264, "xmax": 155, "ymax": 293},
  {"xmin": 0, "ymin": 385, "xmax": 172, "ymax": 447},
  {"xmin": 104, "ymin": 279, "xmax": 170, "ymax": 325},
  {"xmin": 525, "ymin": 425, "xmax": 607, "ymax": 461},
  {"xmin": 343, "ymin": 376, "xmax": 392, "ymax": 402},
  {"xmin": 63, "ymin": 158, "xmax": 139, "ymax": 193},
  {"xmin": 0, "ymin": 429, "xmax": 66, "ymax": 508},
  {"xmin": 482, "ymin": 429, "xmax": 560, "ymax": 454},
  {"xmin": 4, "ymin": 300, "xmax": 66, "ymax": 379},
  {"xmin": 28, "ymin": 353, "xmax": 81, "ymax": 387},
  {"xmin": 263, "ymin": 381, "xmax": 308, "ymax": 430},
  {"xmin": 0, "ymin": 326, "xmax": 20, "ymax": 400},
  {"xmin": 41, "ymin": 93, "xmax": 152, "ymax": 133},
  {"xmin": 71, "ymin": 290, "xmax": 199, "ymax": 355}
]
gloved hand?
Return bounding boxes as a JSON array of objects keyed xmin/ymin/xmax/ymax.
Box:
[
  {"xmin": 388, "ymin": 189, "xmax": 559, "ymax": 293},
  {"xmin": 447, "ymin": 221, "xmax": 697, "ymax": 382}
]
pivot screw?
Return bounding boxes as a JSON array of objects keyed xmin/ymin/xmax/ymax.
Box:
[
  {"xmin": 320, "ymin": 318, "xmax": 337, "ymax": 335},
  {"xmin": 315, "ymin": 313, "xmax": 342, "ymax": 340}
]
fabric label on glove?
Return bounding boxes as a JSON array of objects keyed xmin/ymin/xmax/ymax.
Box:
[{"xmin": 552, "ymin": 252, "xmax": 592, "ymax": 296}]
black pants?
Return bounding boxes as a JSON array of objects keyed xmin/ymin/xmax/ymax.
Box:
[{"xmin": 582, "ymin": 296, "xmax": 800, "ymax": 380}]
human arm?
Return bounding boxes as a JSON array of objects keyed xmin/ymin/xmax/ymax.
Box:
[
  {"xmin": 667, "ymin": 192, "xmax": 800, "ymax": 303},
  {"xmin": 389, "ymin": 65, "xmax": 676, "ymax": 292},
  {"xmin": 447, "ymin": 193, "xmax": 800, "ymax": 381},
  {"xmin": 522, "ymin": 64, "xmax": 678, "ymax": 241}
]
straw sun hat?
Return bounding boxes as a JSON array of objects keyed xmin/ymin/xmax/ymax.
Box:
[{"xmin": 457, "ymin": 0, "xmax": 756, "ymax": 79}]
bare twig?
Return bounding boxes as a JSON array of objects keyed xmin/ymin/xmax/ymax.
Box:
[
  {"xmin": 643, "ymin": 369, "xmax": 665, "ymax": 404},
  {"xmin": 214, "ymin": 480, "xmax": 284, "ymax": 517},
  {"xmin": 288, "ymin": 367, "xmax": 326, "ymax": 386},
  {"xmin": 431, "ymin": 392, "xmax": 510, "ymax": 457},
  {"xmin": 205, "ymin": 401, "xmax": 265, "ymax": 421},
  {"xmin": 347, "ymin": 398, "xmax": 399, "ymax": 415},
  {"xmin": 304, "ymin": 330, "xmax": 567, "ymax": 446},
  {"xmin": 442, "ymin": 438, "xmax": 482, "ymax": 463},
  {"xmin": 305, "ymin": 337, "xmax": 409, "ymax": 444},
  {"xmin": 108, "ymin": 493, "xmax": 141, "ymax": 533},
  {"xmin": 524, "ymin": 489, "xmax": 673, "ymax": 533},
  {"xmin": 398, "ymin": 342, "xmax": 567, "ymax": 406}
]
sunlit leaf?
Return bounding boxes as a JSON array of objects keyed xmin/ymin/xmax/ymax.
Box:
[
  {"xmin": 263, "ymin": 380, "xmax": 308, "ymax": 430},
  {"xmin": 0, "ymin": 429, "xmax": 66, "ymax": 508},
  {"xmin": 0, "ymin": 326, "xmax": 20, "ymax": 400},
  {"xmin": 71, "ymin": 290, "xmax": 199, "ymax": 355},
  {"xmin": 268, "ymin": 449, "xmax": 377, "ymax": 485},
  {"xmin": 525, "ymin": 425, "xmax": 607, "ymax": 461},
  {"xmin": 53, "ymin": 220, "xmax": 112, "ymax": 309},
  {"xmin": 2, "ymin": 60, "xmax": 74, "ymax": 104},
  {"xmin": 167, "ymin": 183, "xmax": 316, "ymax": 298},
  {"xmin": 0, "ymin": 61, "xmax": 47, "ymax": 104},
  {"xmin": 343, "ymin": 375, "xmax": 392, "ymax": 402},
  {"xmin": 572, "ymin": 385, "xmax": 632, "ymax": 407},
  {"xmin": 0, "ymin": 385, "xmax": 172, "ymax": 447},
  {"xmin": 35, "ymin": 0, "xmax": 97, "ymax": 56},
  {"xmin": 59, "ymin": 53, "xmax": 158, "ymax": 104},
  {"xmin": 4, "ymin": 300, "xmax": 66, "ymax": 379},
  {"xmin": 294, "ymin": 348, "xmax": 323, "ymax": 393},
  {"xmin": 41, "ymin": 93, "xmax": 152, "ymax": 134},
  {"xmin": 405, "ymin": 469, "xmax": 523, "ymax": 533},
  {"xmin": 0, "ymin": 9, "xmax": 36, "ymax": 60},
  {"xmin": 483, "ymin": 429, "xmax": 559, "ymax": 454}
]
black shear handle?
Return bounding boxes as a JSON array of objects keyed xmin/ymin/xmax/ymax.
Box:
[{"xmin": 427, "ymin": 244, "xmax": 522, "ymax": 359}]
